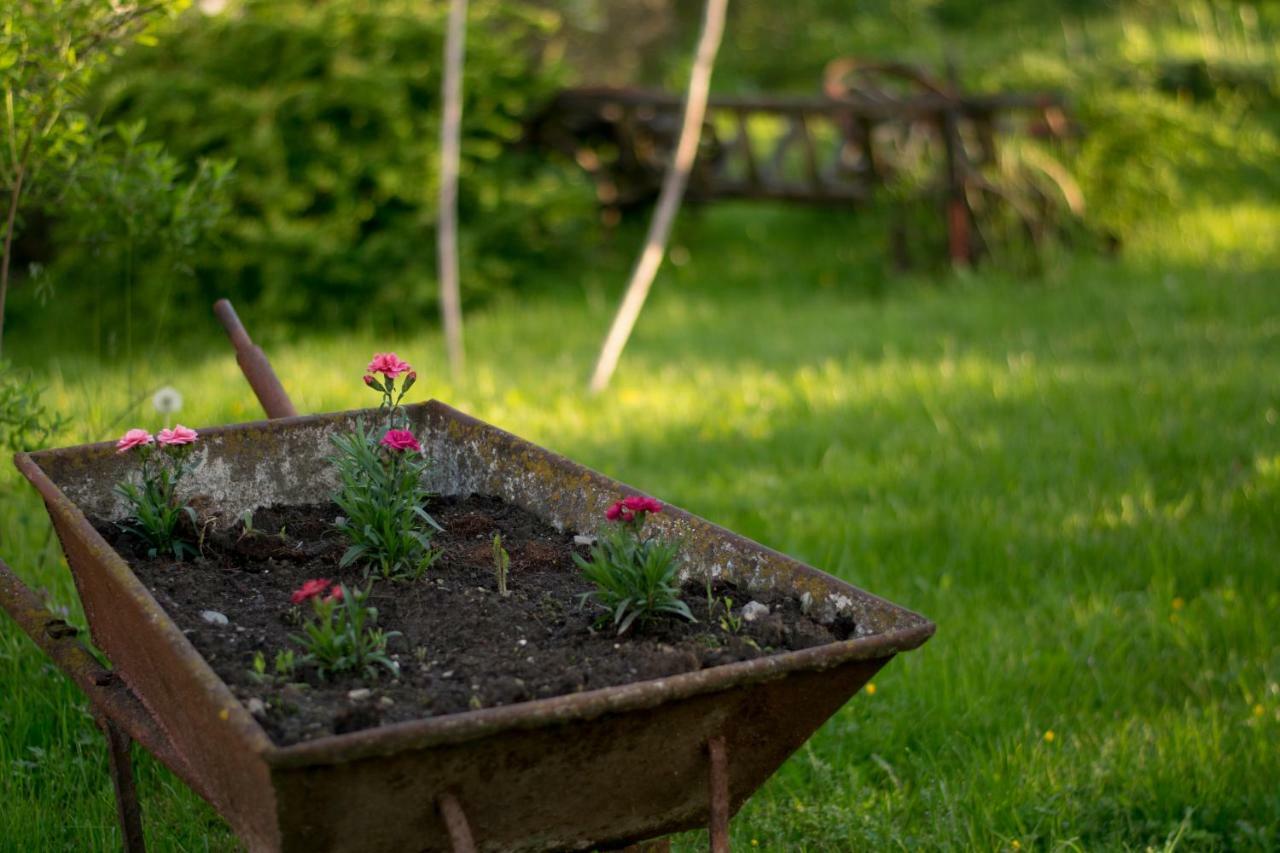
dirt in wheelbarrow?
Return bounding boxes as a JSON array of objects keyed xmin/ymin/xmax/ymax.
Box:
[{"xmin": 94, "ymin": 495, "xmax": 857, "ymax": 746}]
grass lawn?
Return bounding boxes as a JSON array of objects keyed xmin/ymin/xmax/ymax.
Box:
[{"xmin": 1, "ymin": 203, "xmax": 1278, "ymax": 850}]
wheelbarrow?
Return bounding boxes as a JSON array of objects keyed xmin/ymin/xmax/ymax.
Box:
[{"xmin": 1, "ymin": 301, "xmax": 935, "ymax": 851}]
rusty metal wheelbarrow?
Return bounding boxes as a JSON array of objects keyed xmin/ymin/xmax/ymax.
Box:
[{"xmin": 0, "ymin": 302, "xmax": 934, "ymax": 851}]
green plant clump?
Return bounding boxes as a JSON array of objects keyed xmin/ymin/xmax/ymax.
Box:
[
  {"xmin": 112, "ymin": 425, "xmax": 201, "ymax": 560},
  {"xmin": 575, "ymin": 496, "xmax": 693, "ymax": 635},
  {"xmin": 331, "ymin": 353, "xmax": 441, "ymax": 580},
  {"xmin": 289, "ymin": 581, "xmax": 399, "ymax": 681}
]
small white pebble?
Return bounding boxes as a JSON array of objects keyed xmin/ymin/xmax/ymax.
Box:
[
  {"xmin": 246, "ymin": 698, "xmax": 266, "ymax": 716},
  {"xmin": 200, "ymin": 610, "xmax": 229, "ymax": 626},
  {"xmin": 347, "ymin": 688, "xmax": 372, "ymax": 701},
  {"xmin": 741, "ymin": 601, "xmax": 770, "ymax": 622},
  {"xmin": 613, "ymin": 643, "xmax": 621, "ymax": 650},
  {"xmin": 517, "ymin": 639, "xmax": 528, "ymax": 647},
  {"xmin": 573, "ymin": 535, "xmax": 597, "ymax": 546},
  {"xmin": 441, "ymin": 670, "xmax": 454, "ymax": 678},
  {"xmin": 378, "ymin": 696, "xmax": 395, "ymax": 708}
]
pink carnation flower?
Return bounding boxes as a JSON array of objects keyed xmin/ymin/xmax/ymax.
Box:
[
  {"xmin": 115, "ymin": 428, "xmax": 154, "ymax": 454},
  {"xmin": 367, "ymin": 352, "xmax": 412, "ymax": 379},
  {"xmin": 325, "ymin": 585, "xmax": 344, "ymax": 603},
  {"xmin": 291, "ymin": 578, "xmax": 332, "ymax": 605},
  {"xmin": 622, "ymin": 496, "xmax": 663, "ymax": 515},
  {"xmin": 606, "ymin": 496, "xmax": 663, "ymax": 522},
  {"xmin": 380, "ymin": 429, "xmax": 422, "ymax": 453},
  {"xmin": 605, "ymin": 500, "xmax": 635, "ymax": 522},
  {"xmin": 157, "ymin": 425, "xmax": 198, "ymax": 446}
]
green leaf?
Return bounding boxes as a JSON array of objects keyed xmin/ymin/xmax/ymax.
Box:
[{"xmin": 339, "ymin": 543, "xmax": 368, "ymax": 568}]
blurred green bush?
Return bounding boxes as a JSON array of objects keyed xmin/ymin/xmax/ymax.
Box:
[{"xmin": 80, "ymin": 0, "xmax": 595, "ymax": 327}]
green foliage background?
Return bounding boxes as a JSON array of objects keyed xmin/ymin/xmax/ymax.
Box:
[
  {"xmin": 74, "ymin": 0, "xmax": 594, "ymax": 327},
  {"xmin": 6, "ymin": 0, "xmax": 1274, "ymax": 343}
]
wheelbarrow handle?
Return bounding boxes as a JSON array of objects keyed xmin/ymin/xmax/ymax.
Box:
[
  {"xmin": 213, "ymin": 299, "xmax": 298, "ymax": 420},
  {"xmin": 0, "ymin": 557, "xmax": 191, "ymax": 779}
]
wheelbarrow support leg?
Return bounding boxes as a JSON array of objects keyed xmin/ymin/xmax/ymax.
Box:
[
  {"xmin": 102, "ymin": 719, "xmax": 146, "ymax": 853},
  {"xmin": 437, "ymin": 792, "xmax": 477, "ymax": 853},
  {"xmin": 708, "ymin": 734, "xmax": 730, "ymax": 853}
]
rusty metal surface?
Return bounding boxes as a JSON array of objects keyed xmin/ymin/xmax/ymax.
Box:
[
  {"xmin": 103, "ymin": 720, "xmax": 147, "ymax": 853},
  {"xmin": 708, "ymin": 735, "xmax": 730, "ymax": 853},
  {"xmin": 437, "ymin": 793, "xmax": 477, "ymax": 853},
  {"xmin": 16, "ymin": 457, "xmax": 282, "ymax": 850},
  {"xmin": 532, "ymin": 68, "xmax": 1077, "ymax": 267},
  {"xmin": 16, "ymin": 401, "xmax": 933, "ymax": 851},
  {"xmin": 0, "ymin": 557, "xmax": 216, "ymax": 799},
  {"xmin": 213, "ymin": 299, "xmax": 297, "ymax": 420},
  {"xmin": 269, "ymin": 657, "xmax": 888, "ymax": 852}
]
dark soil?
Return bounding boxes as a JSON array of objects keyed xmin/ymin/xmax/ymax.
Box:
[{"xmin": 95, "ymin": 496, "xmax": 855, "ymax": 746}]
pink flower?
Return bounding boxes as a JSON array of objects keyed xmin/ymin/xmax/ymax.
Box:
[
  {"xmin": 115, "ymin": 429, "xmax": 154, "ymax": 454},
  {"xmin": 363, "ymin": 374, "xmax": 378, "ymax": 387},
  {"xmin": 380, "ymin": 429, "xmax": 422, "ymax": 453},
  {"xmin": 605, "ymin": 500, "xmax": 635, "ymax": 523},
  {"xmin": 606, "ymin": 496, "xmax": 663, "ymax": 523},
  {"xmin": 291, "ymin": 578, "xmax": 332, "ymax": 605},
  {"xmin": 367, "ymin": 352, "xmax": 412, "ymax": 379},
  {"xmin": 325, "ymin": 585, "xmax": 344, "ymax": 603},
  {"xmin": 622, "ymin": 496, "xmax": 663, "ymax": 515},
  {"xmin": 156, "ymin": 425, "xmax": 198, "ymax": 446}
]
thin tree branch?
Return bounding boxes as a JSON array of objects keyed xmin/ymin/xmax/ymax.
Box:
[{"xmin": 588, "ymin": 0, "xmax": 729, "ymax": 393}]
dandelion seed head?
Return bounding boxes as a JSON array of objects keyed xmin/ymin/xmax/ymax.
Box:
[{"xmin": 152, "ymin": 386, "xmax": 183, "ymax": 415}]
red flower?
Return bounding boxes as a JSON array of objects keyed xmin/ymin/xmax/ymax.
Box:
[
  {"xmin": 622, "ymin": 496, "xmax": 663, "ymax": 515},
  {"xmin": 325, "ymin": 584, "xmax": 344, "ymax": 603},
  {"xmin": 291, "ymin": 578, "xmax": 332, "ymax": 605},
  {"xmin": 367, "ymin": 352, "xmax": 412, "ymax": 379},
  {"xmin": 606, "ymin": 495, "xmax": 663, "ymax": 523},
  {"xmin": 380, "ymin": 429, "xmax": 422, "ymax": 453},
  {"xmin": 605, "ymin": 500, "xmax": 635, "ymax": 522}
]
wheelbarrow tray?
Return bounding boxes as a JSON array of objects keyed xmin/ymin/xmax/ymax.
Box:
[{"xmin": 16, "ymin": 401, "xmax": 934, "ymax": 852}]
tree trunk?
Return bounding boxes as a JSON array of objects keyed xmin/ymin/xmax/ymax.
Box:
[
  {"xmin": 588, "ymin": 0, "xmax": 729, "ymax": 393},
  {"xmin": 437, "ymin": 0, "xmax": 468, "ymax": 380},
  {"xmin": 0, "ymin": 137, "xmax": 32, "ymax": 360}
]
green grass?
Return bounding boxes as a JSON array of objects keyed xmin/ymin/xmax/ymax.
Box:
[{"xmin": 2, "ymin": 198, "xmax": 1278, "ymax": 850}]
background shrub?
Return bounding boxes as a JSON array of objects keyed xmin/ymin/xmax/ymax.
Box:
[{"xmin": 80, "ymin": 0, "xmax": 596, "ymax": 328}]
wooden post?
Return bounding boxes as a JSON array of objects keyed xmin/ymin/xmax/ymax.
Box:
[
  {"xmin": 438, "ymin": 0, "xmax": 468, "ymax": 380},
  {"xmin": 588, "ymin": 0, "xmax": 729, "ymax": 393}
]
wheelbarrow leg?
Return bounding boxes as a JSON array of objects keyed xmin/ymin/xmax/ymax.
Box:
[
  {"xmin": 102, "ymin": 718, "xmax": 146, "ymax": 853},
  {"xmin": 708, "ymin": 735, "xmax": 730, "ymax": 853},
  {"xmin": 437, "ymin": 792, "xmax": 477, "ymax": 853}
]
